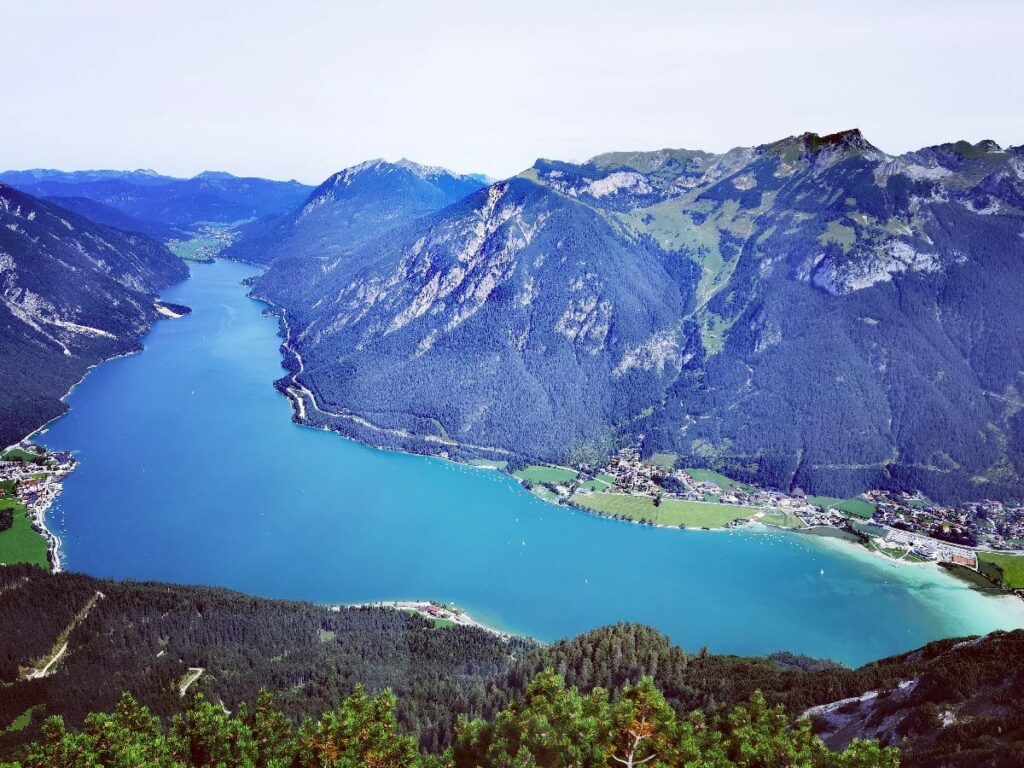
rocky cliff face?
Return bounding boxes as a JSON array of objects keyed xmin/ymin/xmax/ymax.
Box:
[
  {"xmin": 254, "ymin": 132, "xmax": 1024, "ymax": 501},
  {"xmin": 0, "ymin": 184, "xmax": 188, "ymax": 445}
]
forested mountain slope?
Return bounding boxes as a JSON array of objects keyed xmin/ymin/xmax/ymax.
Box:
[
  {"xmin": 0, "ymin": 185, "xmax": 188, "ymax": 446},
  {"xmin": 224, "ymin": 158, "xmax": 489, "ymax": 266},
  {"xmin": 1, "ymin": 566, "xmax": 1022, "ymax": 767},
  {"xmin": 39, "ymin": 195, "xmax": 184, "ymax": 242},
  {"xmin": 0, "ymin": 169, "xmax": 312, "ymax": 230},
  {"xmin": 254, "ymin": 131, "xmax": 1024, "ymax": 502}
]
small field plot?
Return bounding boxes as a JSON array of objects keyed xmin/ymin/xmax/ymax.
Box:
[
  {"xmin": 978, "ymin": 552, "xmax": 1024, "ymax": 588},
  {"xmin": 0, "ymin": 499, "xmax": 49, "ymax": 569},
  {"xmin": 573, "ymin": 493, "xmax": 750, "ymax": 528},
  {"xmin": 684, "ymin": 468, "xmax": 754, "ymax": 493},
  {"xmin": 647, "ymin": 452, "xmax": 678, "ymax": 470},
  {"xmin": 513, "ymin": 465, "xmax": 578, "ymax": 485},
  {"xmin": 757, "ymin": 509, "xmax": 805, "ymax": 529},
  {"xmin": 807, "ymin": 496, "xmax": 876, "ymax": 518}
]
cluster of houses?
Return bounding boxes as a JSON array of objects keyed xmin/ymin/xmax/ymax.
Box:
[
  {"xmin": 793, "ymin": 505, "xmax": 848, "ymax": 528},
  {"xmin": 871, "ymin": 526, "xmax": 978, "ymax": 566},
  {"xmin": 585, "ymin": 449, "xmax": 816, "ymax": 510},
  {"xmin": 865, "ymin": 490, "xmax": 1024, "ymax": 553},
  {"xmin": 169, "ymin": 223, "xmax": 239, "ymax": 262},
  {"xmin": 1, "ymin": 444, "xmax": 75, "ymax": 553},
  {"xmin": 569, "ymin": 447, "xmax": 1023, "ymax": 568},
  {"xmin": 602, "ymin": 448, "xmax": 666, "ymax": 496}
]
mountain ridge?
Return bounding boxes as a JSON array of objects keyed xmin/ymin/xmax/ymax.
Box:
[
  {"xmin": 251, "ymin": 130, "xmax": 1024, "ymax": 503},
  {"xmin": 222, "ymin": 157, "xmax": 489, "ymax": 265},
  {"xmin": 0, "ymin": 169, "xmax": 313, "ymax": 230}
]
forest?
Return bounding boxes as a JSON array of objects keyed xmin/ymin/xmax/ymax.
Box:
[
  {"xmin": 3, "ymin": 566, "xmax": 1024, "ymax": 767},
  {"xmin": 0, "ymin": 675, "xmax": 896, "ymax": 768}
]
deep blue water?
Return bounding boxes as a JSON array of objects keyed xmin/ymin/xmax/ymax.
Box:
[{"xmin": 41, "ymin": 260, "xmax": 1024, "ymax": 666}]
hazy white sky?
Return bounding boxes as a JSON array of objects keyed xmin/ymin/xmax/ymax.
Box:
[{"xmin": 3, "ymin": 0, "xmax": 1021, "ymax": 184}]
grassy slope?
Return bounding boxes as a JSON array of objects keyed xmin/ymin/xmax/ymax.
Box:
[
  {"xmin": 977, "ymin": 552, "xmax": 1024, "ymax": 588},
  {"xmin": 513, "ymin": 465, "xmax": 578, "ymax": 485},
  {"xmin": 2, "ymin": 708, "xmax": 34, "ymax": 735},
  {"xmin": 0, "ymin": 499, "xmax": 49, "ymax": 569},
  {"xmin": 685, "ymin": 468, "xmax": 754, "ymax": 493},
  {"xmin": 757, "ymin": 509, "xmax": 805, "ymax": 529},
  {"xmin": 573, "ymin": 492, "xmax": 750, "ymax": 528},
  {"xmin": 648, "ymin": 452, "xmax": 678, "ymax": 470},
  {"xmin": 807, "ymin": 496, "xmax": 876, "ymax": 518}
]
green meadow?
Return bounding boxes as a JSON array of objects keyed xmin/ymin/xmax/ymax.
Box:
[{"xmin": 572, "ymin": 492, "xmax": 751, "ymax": 528}]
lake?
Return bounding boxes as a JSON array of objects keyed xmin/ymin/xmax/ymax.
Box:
[{"xmin": 41, "ymin": 259, "xmax": 1024, "ymax": 666}]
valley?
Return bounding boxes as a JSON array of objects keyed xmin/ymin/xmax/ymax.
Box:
[
  {"xmin": 251, "ymin": 136, "xmax": 1024, "ymax": 507},
  {"xmin": 30, "ymin": 259, "xmax": 1024, "ymax": 669},
  {"xmin": 2, "ymin": 565, "xmax": 1023, "ymax": 767},
  {"xmin": 7, "ymin": 3, "xmax": 1024, "ymax": 763}
]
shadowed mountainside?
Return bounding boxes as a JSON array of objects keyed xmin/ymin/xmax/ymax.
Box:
[
  {"xmin": 252, "ymin": 132, "xmax": 1024, "ymax": 503},
  {"xmin": 0, "ymin": 185, "xmax": 188, "ymax": 446}
]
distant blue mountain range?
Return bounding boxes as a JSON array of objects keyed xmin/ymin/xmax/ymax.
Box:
[
  {"xmin": 0, "ymin": 168, "xmax": 312, "ymax": 231},
  {"xmin": 249, "ymin": 133, "xmax": 1024, "ymax": 503}
]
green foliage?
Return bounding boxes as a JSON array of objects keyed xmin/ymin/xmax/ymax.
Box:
[
  {"xmin": 0, "ymin": 676, "xmax": 890, "ymax": 768},
  {"xmin": 0, "ymin": 565, "xmax": 534, "ymax": 756},
  {"xmin": 512, "ymin": 465, "xmax": 578, "ymax": 485},
  {"xmin": 4, "ymin": 570, "xmax": 1024, "ymax": 767},
  {"xmin": 0, "ymin": 500, "xmax": 49, "ymax": 569},
  {"xmin": 977, "ymin": 552, "xmax": 1024, "ymax": 588},
  {"xmin": 453, "ymin": 672, "xmax": 897, "ymax": 768},
  {"xmin": 3, "ymin": 688, "xmax": 418, "ymax": 768}
]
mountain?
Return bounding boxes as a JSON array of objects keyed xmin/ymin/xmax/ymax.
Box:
[
  {"xmin": 223, "ymin": 158, "xmax": 490, "ymax": 265},
  {"xmin": 38, "ymin": 195, "xmax": 184, "ymax": 242},
  {"xmin": 0, "ymin": 185, "xmax": 188, "ymax": 447},
  {"xmin": 1, "ymin": 564, "xmax": 1022, "ymax": 767},
  {"xmin": 253, "ymin": 131, "xmax": 1024, "ymax": 503},
  {"xmin": 0, "ymin": 169, "xmax": 313, "ymax": 231}
]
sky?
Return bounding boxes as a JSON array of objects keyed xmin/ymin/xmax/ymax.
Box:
[{"xmin": 3, "ymin": 0, "xmax": 1022, "ymax": 184}]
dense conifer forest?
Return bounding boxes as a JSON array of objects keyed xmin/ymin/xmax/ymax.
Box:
[{"xmin": 3, "ymin": 566, "xmax": 1023, "ymax": 766}]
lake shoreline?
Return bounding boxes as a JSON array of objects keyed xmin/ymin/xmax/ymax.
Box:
[
  {"xmin": 13, "ymin": 289, "xmax": 198, "ymax": 572},
  {"xmin": 12, "ymin": 349, "xmax": 146, "ymax": 573},
  {"xmin": 259, "ymin": 282, "xmax": 1024, "ymax": 607},
  {"xmin": 344, "ymin": 600, "xmax": 521, "ymax": 640},
  {"xmin": 25, "ymin": 256, "xmax": 1021, "ymax": 615},
  {"xmin": 35, "ymin": 258, "xmax": 1024, "ymax": 666}
]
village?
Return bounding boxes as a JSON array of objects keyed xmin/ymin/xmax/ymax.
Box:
[
  {"xmin": 0, "ymin": 443, "xmax": 76, "ymax": 571},
  {"xmin": 512, "ymin": 446, "xmax": 1024, "ymax": 580}
]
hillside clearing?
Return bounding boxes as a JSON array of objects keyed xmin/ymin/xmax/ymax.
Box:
[
  {"xmin": 807, "ymin": 496, "xmax": 876, "ymax": 519},
  {"xmin": 0, "ymin": 498, "xmax": 49, "ymax": 569}
]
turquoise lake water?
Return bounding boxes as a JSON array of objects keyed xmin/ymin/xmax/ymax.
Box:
[{"xmin": 41, "ymin": 259, "xmax": 1024, "ymax": 666}]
